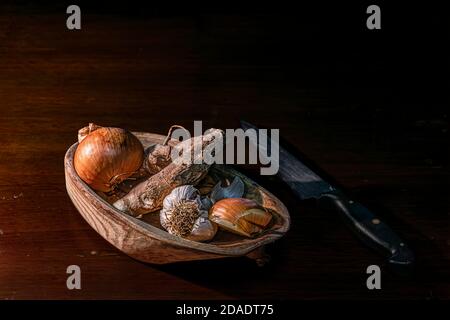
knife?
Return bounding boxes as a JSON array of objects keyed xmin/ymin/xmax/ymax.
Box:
[{"xmin": 240, "ymin": 120, "xmax": 414, "ymax": 270}]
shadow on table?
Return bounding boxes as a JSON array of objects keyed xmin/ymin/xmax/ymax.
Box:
[
  {"xmin": 153, "ymin": 127, "xmax": 446, "ymax": 298},
  {"xmin": 150, "ymin": 181, "xmax": 446, "ymax": 299}
]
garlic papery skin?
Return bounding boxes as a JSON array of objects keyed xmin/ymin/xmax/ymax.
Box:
[
  {"xmin": 210, "ymin": 177, "xmax": 244, "ymax": 203},
  {"xmin": 160, "ymin": 185, "xmax": 217, "ymax": 242},
  {"xmin": 188, "ymin": 215, "xmax": 218, "ymax": 242}
]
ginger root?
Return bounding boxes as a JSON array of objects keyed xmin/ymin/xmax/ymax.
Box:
[{"xmin": 113, "ymin": 129, "xmax": 223, "ymax": 216}]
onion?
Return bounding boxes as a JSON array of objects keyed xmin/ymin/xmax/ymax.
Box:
[
  {"xmin": 209, "ymin": 198, "xmax": 272, "ymax": 237},
  {"xmin": 74, "ymin": 124, "xmax": 144, "ymax": 192}
]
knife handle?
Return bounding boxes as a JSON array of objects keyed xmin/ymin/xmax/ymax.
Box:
[{"xmin": 318, "ymin": 191, "xmax": 414, "ymax": 271}]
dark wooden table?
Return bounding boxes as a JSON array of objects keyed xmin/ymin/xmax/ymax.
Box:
[{"xmin": 0, "ymin": 4, "xmax": 448, "ymax": 299}]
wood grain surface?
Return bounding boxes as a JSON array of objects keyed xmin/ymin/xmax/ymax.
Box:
[{"xmin": 0, "ymin": 4, "xmax": 448, "ymax": 299}]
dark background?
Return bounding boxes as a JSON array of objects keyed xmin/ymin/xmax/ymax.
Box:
[{"xmin": 0, "ymin": 1, "xmax": 448, "ymax": 299}]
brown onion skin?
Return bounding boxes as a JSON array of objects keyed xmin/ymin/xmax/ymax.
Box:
[
  {"xmin": 74, "ymin": 127, "xmax": 144, "ymax": 192},
  {"xmin": 210, "ymin": 198, "xmax": 260, "ymax": 223}
]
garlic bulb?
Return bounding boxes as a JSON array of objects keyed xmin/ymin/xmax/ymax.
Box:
[
  {"xmin": 209, "ymin": 198, "xmax": 272, "ymax": 237},
  {"xmin": 160, "ymin": 185, "xmax": 217, "ymax": 242},
  {"xmin": 210, "ymin": 177, "xmax": 244, "ymax": 203}
]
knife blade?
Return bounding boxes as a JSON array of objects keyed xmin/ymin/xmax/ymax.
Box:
[{"xmin": 240, "ymin": 120, "xmax": 414, "ymax": 271}]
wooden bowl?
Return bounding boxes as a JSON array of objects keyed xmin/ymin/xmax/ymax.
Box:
[{"xmin": 64, "ymin": 132, "xmax": 290, "ymax": 265}]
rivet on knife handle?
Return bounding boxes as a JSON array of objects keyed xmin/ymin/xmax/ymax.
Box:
[{"xmin": 318, "ymin": 190, "xmax": 415, "ymax": 269}]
